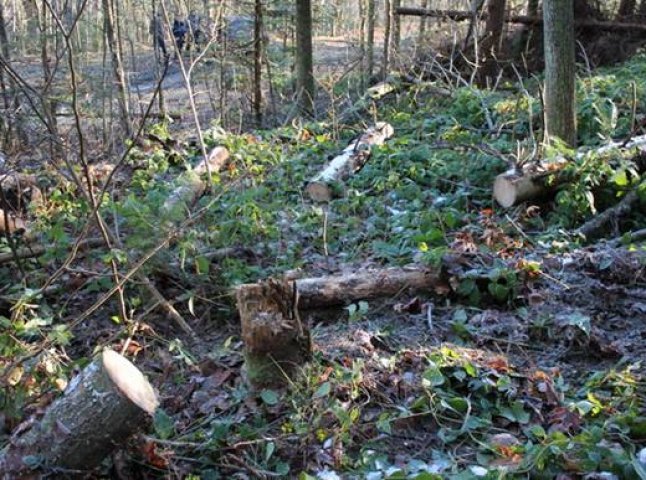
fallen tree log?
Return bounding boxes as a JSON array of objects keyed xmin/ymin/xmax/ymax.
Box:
[
  {"xmin": 0, "ymin": 350, "xmax": 158, "ymax": 477},
  {"xmin": 396, "ymin": 7, "xmax": 646, "ymax": 33},
  {"xmin": 162, "ymin": 146, "xmax": 229, "ymax": 218},
  {"xmin": 577, "ymin": 180, "xmax": 645, "ymax": 240},
  {"xmin": 0, "ymin": 237, "xmax": 105, "ymax": 265},
  {"xmin": 306, "ymin": 122, "xmax": 394, "ymax": 202},
  {"xmin": 235, "ymin": 266, "xmax": 443, "ymax": 387},
  {"xmin": 494, "ymin": 135, "xmax": 646, "ymax": 208}
]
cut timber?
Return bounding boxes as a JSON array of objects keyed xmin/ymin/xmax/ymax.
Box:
[
  {"xmin": 236, "ymin": 278, "xmax": 311, "ymax": 389},
  {"xmin": 294, "ymin": 266, "xmax": 442, "ymax": 309},
  {"xmin": 396, "ymin": 7, "xmax": 646, "ymax": 32},
  {"xmin": 0, "ymin": 209, "xmax": 28, "ymax": 236},
  {"xmin": 162, "ymin": 146, "xmax": 229, "ymax": 218},
  {"xmin": 0, "ymin": 350, "xmax": 158, "ymax": 476},
  {"xmin": 306, "ymin": 122, "xmax": 394, "ymax": 202},
  {"xmin": 494, "ymin": 135, "xmax": 646, "ymax": 207}
]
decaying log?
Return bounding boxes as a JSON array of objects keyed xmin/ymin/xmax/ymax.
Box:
[
  {"xmin": 236, "ymin": 267, "xmax": 443, "ymax": 387},
  {"xmin": 306, "ymin": 123, "xmax": 395, "ymax": 202},
  {"xmin": 0, "ymin": 209, "xmax": 28, "ymax": 236},
  {"xmin": 0, "ymin": 350, "xmax": 158, "ymax": 476},
  {"xmin": 396, "ymin": 7, "xmax": 646, "ymax": 33},
  {"xmin": 236, "ymin": 278, "xmax": 311, "ymax": 389},
  {"xmin": 494, "ymin": 135, "xmax": 646, "ymax": 207},
  {"xmin": 577, "ymin": 181, "xmax": 645, "ymax": 240},
  {"xmin": 162, "ymin": 146, "xmax": 229, "ymax": 218}
]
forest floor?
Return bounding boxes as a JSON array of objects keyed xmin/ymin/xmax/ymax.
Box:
[{"xmin": 1, "ymin": 38, "xmax": 645, "ymax": 480}]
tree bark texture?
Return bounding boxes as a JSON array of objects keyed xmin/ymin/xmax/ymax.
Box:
[
  {"xmin": 0, "ymin": 350, "xmax": 158, "ymax": 476},
  {"xmin": 306, "ymin": 122, "xmax": 394, "ymax": 202},
  {"xmin": 543, "ymin": 0, "xmax": 576, "ymax": 146},
  {"xmin": 296, "ymin": 0, "xmax": 315, "ymax": 116},
  {"xmin": 390, "ymin": 0, "xmax": 401, "ymax": 57},
  {"xmin": 479, "ymin": 0, "xmax": 506, "ymax": 86},
  {"xmin": 383, "ymin": 0, "xmax": 391, "ymax": 78},
  {"xmin": 103, "ymin": 0, "xmax": 132, "ymax": 136},
  {"xmin": 617, "ymin": 0, "xmax": 636, "ymax": 19},
  {"xmin": 366, "ymin": 0, "xmax": 375, "ymax": 79},
  {"xmin": 253, "ymin": 0, "xmax": 263, "ymax": 126},
  {"xmin": 236, "ymin": 278, "xmax": 311, "ymax": 389}
]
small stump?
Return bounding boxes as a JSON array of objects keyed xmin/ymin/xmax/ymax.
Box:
[{"xmin": 236, "ymin": 279, "xmax": 312, "ymax": 389}]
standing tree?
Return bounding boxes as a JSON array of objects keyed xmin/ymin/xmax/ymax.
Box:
[
  {"xmin": 254, "ymin": 0, "xmax": 263, "ymax": 126},
  {"xmin": 382, "ymin": 0, "xmax": 391, "ymax": 78},
  {"xmin": 479, "ymin": 0, "xmax": 506, "ymax": 86},
  {"xmin": 527, "ymin": 0, "xmax": 539, "ymax": 16},
  {"xmin": 543, "ymin": 0, "xmax": 576, "ymax": 146},
  {"xmin": 296, "ymin": 0, "xmax": 315, "ymax": 115},
  {"xmin": 617, "ymin": 0, "xmax": 636, "ymax": 18},
  {"xmin": 366, "ymin": 0, "xmax": 375, "ymax": 80}
]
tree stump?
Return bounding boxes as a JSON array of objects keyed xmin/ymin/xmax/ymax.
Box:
[
  {"xmin": 236, "ymin": 278, "xmax": 311, "ymax": 389},
  {"xmin": 0, "ymin": 350, "xmax": 158, "ymax": 477}
]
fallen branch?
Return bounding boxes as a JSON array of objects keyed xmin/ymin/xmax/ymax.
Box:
[
  {"xmin": 0, "ymin": 237, "xmax": 105, "ymax": 265},
  {"xmin": 577, "ymin": 181, "xmax": 645, "ymax": 240},
  {"xmin": 396, "ymin": 7, "xmax": 646, "ymax": 33},
  {"xmin": 306, "ymin": 123, "xmax": 394, "ymax": 202},
  {"xmin": 0, "ymin": 350, "xmax": 158, "ymax": 476},
  {"xmin": 162, "ymin": 146, "xmax": 229, "ymax": 218}
]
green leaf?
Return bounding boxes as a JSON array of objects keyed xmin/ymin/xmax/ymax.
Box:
[
  {"xmin": 153, "ymin": 408, "xmax": 175, "ymax": 440},
  {"xmin": 422, "ymin": 366, "xmax": 445, "ymax": 387},
  {"xmin": 265, "ymin": 441, "xmax": 275, "ymax": 462},
  {"xmin": 313, "ymin": 381, "xmax": 331, "ymax": 399},
  {"xmin": 195, "ymin": 256, "xmax": 210, "ymax": 275},
  {"xmin": 564, "ymin": 311, "xmax": 591, "ymax": 336},
  {"xmin": 260, "ymin": 389, "xmax": 279, "ymax": 405}
]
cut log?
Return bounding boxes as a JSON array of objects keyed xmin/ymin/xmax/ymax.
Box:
[
  {"xmin": 0, "ymin": 350, "xmax": 158, "ymax": 476},
  {"xmin": 162, "ymin": 146, "xmax": 229, "ymax": 218},
  {"xmin": 494, "ymin": 135, "xmax": 646, "ymax": 207},
  {"xmin": 306, "ymin": 122, "xmax": 394, "ymax": 202},
  {"xmin": 396, "ymin": 7, "xmax": 646, "ymax": 32},
  {"xmin": 0, "ymin": 209, "xmax": 28, "ymax": 236},
  {"xmin": 236, "ymin": 278, "xmax": 311, "ymax": 389}
]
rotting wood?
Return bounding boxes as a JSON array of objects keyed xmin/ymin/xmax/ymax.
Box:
[
  {"xmin": 306, "ymin": 122, "xmax": 394, "ymax": 202},
  {"xmin": 235, "ymin": 266, "xmax": 444, "ymax": 388},
  {"xmin": 577, "ymin": 180, "xmax": 645, "ymax": 240},
  {"xmin": 395, "ymin": 7, "xmax": 646, "ymax": 32},
  {"xmin": 494, "ymin": 135, "xmax": 646, "ymax": 208},
  {"xmin": 0, "ymin": 350, "xmax": 158, "ymax": 477},
  {"xmin": 236, "ymin": 278, "xmax": 311, "ymax": 389},
  {"xmin": 162, "ymin": 146, "xmax": 229, "ymax": 218}
]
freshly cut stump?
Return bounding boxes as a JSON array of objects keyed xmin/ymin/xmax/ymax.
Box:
[
  {"xmin": 237, "ymin": 279, "xmax": 312, "ymax": 389},
  {"xmin": 0, "ymin": 350, "xmax": 158, "ymax": 476},
  {"xmin": 493, "ymin": 171, "xmax": 546, "ymax": 208}
]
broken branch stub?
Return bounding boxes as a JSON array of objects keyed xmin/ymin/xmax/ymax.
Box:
[
  {"xmin": 0, "ymin": 350, "xmax": 158, "ymax": 476},
  {"xmin": 306, "ymin": 122, "xmax": 394, "ymax": 202}
]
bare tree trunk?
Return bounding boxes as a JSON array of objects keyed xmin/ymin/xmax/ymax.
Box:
[
  {"xmin": 640, "ymin": 0, "xmax": 646, "ymax": 17},
  {"xmin": 417, "ymin": 0, "xmax": 428, "ymax": 45},
  {"xmin": 366, "ymin": 0, "xmax": 375, "ymax": 80},
  {"xmin": 543, "ymin": 0, "xmax": 576, "ymax": 146},
  {"xmin": 391, "ymin": 0, "xmax": 401, "ymax": 58},
  {"xmin": 102, "ymin": 0, "xmax": 132, "ymax": 137},
  {"xmin": 253, "ymin": 0, "xmax": 263, "ymax": 126},
  {"xmin": 479, "ymin": 0, "xmax": 506, "ymax": 86},
  {"xmin": 382, "ymin": 0, "xmax": 391, "ymax": 78},
  {"xmin": 296, "ymin": 0, "xmax": 315, "ymax": 116},
  {"xmin": 617, "ymin": 0, "xmax": 636, "ymax": 18},
  {"xmin": 527, "ymin": 0, "xmax": 539, "ymax": 16}
]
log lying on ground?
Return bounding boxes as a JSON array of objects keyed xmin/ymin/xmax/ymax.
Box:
[
  {"xmin": 494, "ymin": 135, "xmax": 646, "ymax": 208},
  {"xmin": 0, "ymin": 209, "xmax": 28, "ymax": 236},
  {"xmin": 306, "ymin": 123, "xmax": 394, "ymax": 202},
  {"xmin": 0, "ymin": 237, "xmax": 105, "ymax": 265},
  {"xmin": 162, "ymin": 146, "xmax": 229, "ymax": 218},
  {"xmin": 396, "ymin": 7, "xmax": 646, "ymax": 33},
  {"xmin": 236, "ymin": 266, "xmax": 443, "ymax": 387},
  {"xmin": 0, "ymin": 350, "xmax": 158, "ymax": 476},
  {"xmin": 577, "ymin": 180, "xmax": 645, "ymax": 241}
]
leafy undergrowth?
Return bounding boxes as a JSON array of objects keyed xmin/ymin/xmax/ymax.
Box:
[{"xmin": 1, "ymin": 53, "xmax": 645, "ymax": 479}]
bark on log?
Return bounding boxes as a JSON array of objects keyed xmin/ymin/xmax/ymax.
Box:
[
  {"xmin": 306, "ymin": 122, "xmax": 394, "ymax": 202},
  {"xmin": 0, "ymin": 350, "xmax": 158, "ymax": 477},
  {"xmin": 162, "ymin": 146, "xmax": 229, "ymax": 218},
  {"xmin": 395, "ymin": 7, "xmax": 646, "ymax": 32},
  {"xmin": 577, "ymin": 181, "xmax": 645, "ymax": 240},
  {"xmin": 236, "ymin": 266, "xmax": 443, "ymax": 387},
  {"xmin": 0, "ymin": 209, "xmax": 27, "ymax": 236},
  {"xmin": 494, "ymin": 135, "xmax": 646, "ymax": 207}
]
